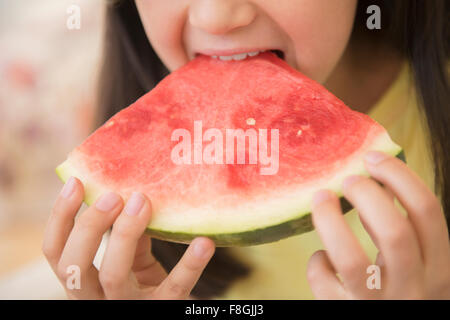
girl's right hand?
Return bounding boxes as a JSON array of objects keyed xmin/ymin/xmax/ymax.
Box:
[{"xmin": 42, "ymin": 176, "xmax": 215, "ymax": 299}]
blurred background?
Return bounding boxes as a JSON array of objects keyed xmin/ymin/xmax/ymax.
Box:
[{"xmin": 0, "ymin": 0, "xmax": 104, "ymax": 298}]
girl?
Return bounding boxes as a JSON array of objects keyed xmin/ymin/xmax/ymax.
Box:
[{"xmin": 43, "ymin": 0, "xmax": 450, "ymax": 299}]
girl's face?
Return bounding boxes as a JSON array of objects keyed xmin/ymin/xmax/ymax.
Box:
[{"xmin": 135, "ymin": 0, "xmax": 357, "ymax": 83}]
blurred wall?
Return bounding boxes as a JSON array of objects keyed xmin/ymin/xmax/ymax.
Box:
[{"xmin": 0, "ymin": 0, "xmax": 103, "ymax": 298}]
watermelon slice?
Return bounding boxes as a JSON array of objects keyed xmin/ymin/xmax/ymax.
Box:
[{"xmin": 56, "ymin": 51, "xmax": 405, "ymax": 246}]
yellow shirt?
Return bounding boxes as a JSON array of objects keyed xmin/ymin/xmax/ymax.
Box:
[{"xmin": 214, "ymin": 61, "xmax": 436, "ymax": 300}]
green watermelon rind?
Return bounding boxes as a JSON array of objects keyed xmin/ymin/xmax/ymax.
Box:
[
  {"xmin": 55, "ymin": 148, "xmax": 405, "ymax": 247},
  {"xmin": 143, "ymin": 149, "xmax": 405, "ymax": 246}
]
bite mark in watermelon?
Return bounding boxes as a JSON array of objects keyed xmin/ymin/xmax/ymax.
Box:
[{"xmin": 56, "ymin": 52, "xmax": 405, "ymax": 246}]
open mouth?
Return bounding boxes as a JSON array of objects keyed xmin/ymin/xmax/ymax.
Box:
[
  {"xmin": 195, "ymin": 49, "xmax": 285, "ymax": 61},
  {"xmin": 270, "ymin": 49, "xmax": 285, "ymax": 60}
]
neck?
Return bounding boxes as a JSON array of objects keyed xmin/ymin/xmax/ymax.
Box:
[{"xmin": 324, "ymin": 39, "xmax": 403, "ymax": 114}]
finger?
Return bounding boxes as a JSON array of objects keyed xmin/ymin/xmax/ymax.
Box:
[
  {"xmin": 58, "ymin": 191, "xmax": 124, "ymax": 299},
  {"xmin": 311, "ymin": 189, "xmax": 373, "ymax": 298},
  {"xmin": 374, "ymin": 252, "xmax": 388, "ymax": 286},
  {"xmin": 99, "ymin": 192, "xmax": 153, "ymax": 299},
  {"xmin": 360, "ymin": 179, "xmax": 398, "ymax": 248},
  {"xmin": 342, "ymin": 174, "xmax": 423, "ymax": 283},
  {"xmin": 364, "ymin": 150, "xmax": 450, "ymax": 270},
  {"xmin": 42, "ymin": 177, "xmax": 84, "ymax": 270},
  {"xmin": 153, "ymin": 237, "xmax": 215, "ymax": 299},
  {"xmin": 360, "ymin": 183, "xmax": 406, "ymax": 251},
  {"xmin": 307, "ymin": 250, "xmax": 347, "ymax": 299},
  {"xmin": 375, "ymin": 252, "xmax": 385, "ymax": 268},
  {"xmin": 132, "ymin": 234, "xmax": 168, "ymax": 287},
  {"xmin": 381, "ymin": 183, "xmax": 395, "ymax": 202}
]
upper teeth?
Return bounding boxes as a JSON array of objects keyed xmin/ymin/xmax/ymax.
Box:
[{"xmin": 212, "ymin": 50, "xmax": 266, "ymax": 61}]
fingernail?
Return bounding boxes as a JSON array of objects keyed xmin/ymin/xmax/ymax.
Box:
[
  {"xmin": 124, "ymin": 192, "xmax": 144, "ymax": 216},
  {"xmin": 60, "ymin": 176, "xmax": 76, "ymax": 199},
  {"xmin": 342, "ymin": 175, "xmax": 361, "ymax": 190},
  {"xmin": 95, "ymin": 192, "xmax": 120, "ymax": 212},
  {"xmin": 364, "ymin": 151, "xmax": 388, "ymax": 165},
  {"xmin": 312, "ymin": 190, "xmax": 332, "ymax": 207},
  {"xmin": 193, "ymin": 239, "xmax": 209, "ymax": 258}
]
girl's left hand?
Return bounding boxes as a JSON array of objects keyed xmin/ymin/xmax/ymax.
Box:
[{"xmin": 307, "ymin": 150, "xmax": 450, "ymax": 299}]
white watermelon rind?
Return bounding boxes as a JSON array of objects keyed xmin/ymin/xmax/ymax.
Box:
[
  {"xmin": 55, "ymin": 132, "xmax": 405, "ymax": 247},
  {"xmin": 148, "ymin": 149, "xmax": 405, "ymax": 246}
]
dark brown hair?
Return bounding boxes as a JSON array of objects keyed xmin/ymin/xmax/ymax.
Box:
[{"xmin": 96, "ymin": 0, "xmax": 449, "ymax": 298}]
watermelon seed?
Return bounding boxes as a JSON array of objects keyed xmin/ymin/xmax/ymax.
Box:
[
  {"xmin": 296, "ymin": 129, "xmax": 302, "ymax": 136},
  {"xmin": 246, "ymin": 118, "xmax": 256, "ymax": 126}
]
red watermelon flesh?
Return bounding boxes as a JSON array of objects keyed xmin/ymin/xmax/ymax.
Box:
[{"xmin": 56, "ymin": 51, "xmax": 404, "ymax": 246}]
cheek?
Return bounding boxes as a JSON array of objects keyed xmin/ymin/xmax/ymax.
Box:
[
  {"xmin": 276, "ymin": 0, "xmax": 357, "ymax": 83},
  {"xmin": 137, "ymin": 0, "xmax": 356, "ymax": 79},
  {"xmin": 135, "ymin": 0, "xmax": 188, "ymax": 71}
]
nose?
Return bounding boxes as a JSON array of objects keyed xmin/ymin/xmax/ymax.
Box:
[{"xmin": 188, "ymin": 0, "xmax": 257, "ymax": 35}]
